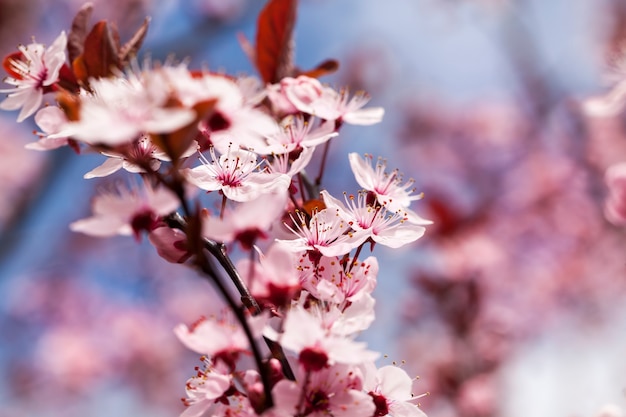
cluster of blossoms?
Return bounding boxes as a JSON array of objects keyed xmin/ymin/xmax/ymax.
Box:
[{"xmin": 1, "ymin": 1, "xmax": 431, "ymax": 416}]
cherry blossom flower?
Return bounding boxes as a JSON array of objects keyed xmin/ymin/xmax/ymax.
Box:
[
  {"xmin": 259, "ymin": 115, "xmax": 337, "ymax": 155},
  {"xmin": 201, "ymin": 192, "xmax": 287, "ymax": 248},
  {"xmin": 180, "ymin": 358, "xmax": 232, "ymax": 417},
  {"xmin": 267, "ymin": 75, "xmax": 324, "ymax": 116},
  {"xmin": 321, "ymin": 190, "xmax": 426, "ymax": 249},
  {"xmin": 284, "ymin": 76, "xmax": 384, "ymax": 125},
  {"xmin": 0, "ymin": 31, "xmax": 67, "ymax": 122},
  {"xmin": 277, "ymin": 208, "xmax": 367, "ymax": 257},
  {"xmin": 266, "ymin": 146, "xmax": 315, "ymax": 177},
  {"xmin": 201, "ymin": 75, "xmax": 279, "ymax": 153},
  {"xmin": 238, "ymin": 243, "xmax": 302, "ymax": 308},
  {"xmin": 83, "ymin": 136, "xmax": 197, "ymax": 179},
  {"xmin": 185, "ymin": 147, "xmax": 290, "ymax": 202},
  {"xmin": 300, "ymin": 254, "xmax": 377, "ymax": 305},
  {"xmin": 155, "ymin": 65, "xmax": 278, "ymax": 153},
  {"xmin": 148, "ymin": 226, "xmax": 191, "ymax": 263},
  {"xmin": 69, "ymin": 181, "xmax": 179, "ymax": 239},
  {"xmin": 362, "ymin": 363, "xmax": 427, "ymax": 417},
  {"xmin": 270, "ymin": 307, "xmax": 379, "ymax": 371},
  {"xmin": 26, "ymin": 106, "xmax": 72, "ymax": 151},
  {"xmin": 349, "ymin": 153, "xmax": 432, "ymax": 225},
  {"xmin": 61, "ymin": 73, "xmax": 196, "ymax": 146},
  {"xmin": 272, "ymin": 363, "xmax": 375, "ymax": 417},
  {"xmin": 174, "ymin": 311, "xmax": 266, "ymax": 368}
]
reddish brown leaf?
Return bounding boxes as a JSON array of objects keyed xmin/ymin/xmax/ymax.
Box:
[
  {"xmin": 109, "ymin": 22, "xmax": 122, "ymax": 54},
  {"xmin": 56, "ymin": 90, "xmax": 82, "ymax": 122},
  {"xmin": 57, "ymin": 63, "xmax": 80, "ymax": 92},
  {"xmin": 81, "ymin": 21, "xmax": 121, "ymax": 79},
  {"xmin": 302, "ymin": 198, "xmax": 325, "ymax": 217},
  {"xmin": 119, "ymin": 17, "xmax": 150, "ymax": 64},
  {"xmin": 255, "ymin": 0, "xmax": 297, "ymax": 83},
  {"xmin": 67, "ymin": 2, "xmax": 94, "ymax": 63},
  {"xmin": 237, "ymin": 32, "xmax": 256, "ymax": 65},
  {"xmin": 72, "ymin": 55, "xmax": 89, "ymax": 85},
  {"xmin": 299, "ymin": 59, "xmax": 339, "ymax": 79},
  {"xmin": 151, "ymin": 98, "xmax": 217, "ymax": 163}
]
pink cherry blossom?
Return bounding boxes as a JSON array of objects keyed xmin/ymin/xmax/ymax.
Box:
[
  {"xmin": 285, "ymin": 77, "xmax": 384, "ymax": 125},
  {"xmin": 266, "ymin": 146, "xmax": 315, "ymax": 177},
  {"xmin": 174, "ymin": 311, "xmax": 266, "ymax": 368},
  {"xmin": 26, "ymin": 106, "xmax": 72, "ymax": 151},
  {"xmin": 69, "ymin": 181, "xmax": 180, "ymax": 239},
  {"xmin": 185, "ymin": 147, "xmax": 290, "ymax": 202},
  {"xmin": 180, "ymin": 358, "xmax": 232, "ymax": 417},
  {"xmin": 300, "ymin": 254, "xmax": 377, "ymax": 305},
  {"xmin": 62, "ymin": 73, "xmax": 196, "ymax": 146},
  {"xmin": 148, "ymin": 226, "xmax": 190, "ymax": 263},
  {"xmin": 363, "ymin": 363, "xmax": 427, "ymax": 417},
  {"xmin": 322, "ymin": 190, "xmax": 426, "ymax": 249},
  {"xmin": 259, "ymin": 115, "xmax": 337, "ymax": 155},
  {"xmin": 83, "ymin": 136, "xmax": 197, "ymax": 179},
  {"xmin": 201, "ymin": 192, "xmax": 288, "ymax": 248},
  {"xmin": 238, "ymin": 243, "xmax": 302, "ymax": 308},
  {"xmin": 277, "ymin": 208, "xmax": 367, "ymax": 257},
  {"xmin": 156, "ymin": 66, "xmax": 279, "ymax": 153},
  {"xmin": 272, "ymin": 363, "xmax": 375, "ymax": 417},
  {"xmin": 267, "ymin": 75, "xmax": 324, "ymax": 115},
  {"xmin": 0, "ymin": 31, "xmax": 67, "ymax": 122},
  {"xmin": 349, "ymin": 153, "xmax": 432, "ymax": 225},
  {"xmin": 272, "ymin": 307, "xmax": 379, "ymax": 371}
]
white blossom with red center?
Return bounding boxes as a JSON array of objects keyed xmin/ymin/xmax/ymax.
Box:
[
  {"xmin": 284, "ymin": 76, "xmax": 384, "ymax": 126},
  {"xmin": 259, "ymin": 115, "xmax": 337, "ymax": 155},
  {"xmin": 69, "ymin": 181, "xmax": 179, "ymax": 239},
  {"xmin": 362, "ymin": 363, "xmax": 428, "ymax": 417},
  {"xmin": 349, "ymin": 153, "xmax": 432, "ymax": 225},
  {"xmin": 185, "ymin": 147, "xmax": 290, "ymax": 202},
  {"xmin": 269, "ymin": 307, "xmax": 379, "ymax": 372},
  {"xmin": 61, "ymin": 72, "xmax": 196, "ymax": 146},
  {"xmin": 201, "ymin": 192, "xmax": 288, "ymax": 249},
  {"xmin": 321, "ymin": 190, "xmax": 426, "ymax": 249},
  {"xmin": 0, "ymin": 31, "xmax": 67, "ymax": 122},
  {"xmin": 180, "ymin": 357, "xmax": 232, "ymax": 417},
  {"xmin": 237, "ymin": 243, "xmax": 302, "ymax": 308},
  {"xmin": 272, "ymin": 363, "xmax": 375, "ymax": 417},
  {"xmin": 278, "ymin": 208, "xmax": 367, "ymax": 258},
  {"xmin": 266, "ymin": 75, "xmax": 324, "ymax": 116},
  {"xmin": 174, "ymin": 311, "xmax": 267, "ymax": 369},
  {"xmin": 299, "ymin": 254, "xmax": 377, "ymax": 306},
  {"xmin": 83, "ymin": 135, "xmax": 197, "ymax": 179},
  {"xmin": 26, "ymin": 106, "xmax": 71, "ymax": 151},
  {"xmin": 155, "ymin": 65, "xmax": 279, "ymax": 153}
]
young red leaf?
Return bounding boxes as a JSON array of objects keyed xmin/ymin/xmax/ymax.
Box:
[
  {"xmin": 67, "ymin": 2, "xmax": 94, "ymax": 63},
  {"xmin": 81, "ymin": 21, "xmax": 121, "ymax": 80},
  {"xmin": 119, "ymin": 17, "xmax": 150, "ymax": 64},
  {"xmin": 255, "ymin": 0, "xmax": 297, "ymax": 83},
  {"xmin": 56, "ymin": 89, "xmax": 82, "ymax": 122},
  {"xmin": 299, "ymin": 58, "xmax": 339, "ymax": 79},
  {"xmin": 150, "ymin": 98, "xmax": 217, "ymax": 163}
]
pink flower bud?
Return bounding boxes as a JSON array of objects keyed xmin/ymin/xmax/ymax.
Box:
[{"xmin": 148, "ymin": 227, "xmax": 191, "ymax": 263}]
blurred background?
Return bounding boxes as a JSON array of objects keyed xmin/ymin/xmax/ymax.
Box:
[{"xmin": 0, "ymin": 0, "xmax": 625, "ymax": 416}]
